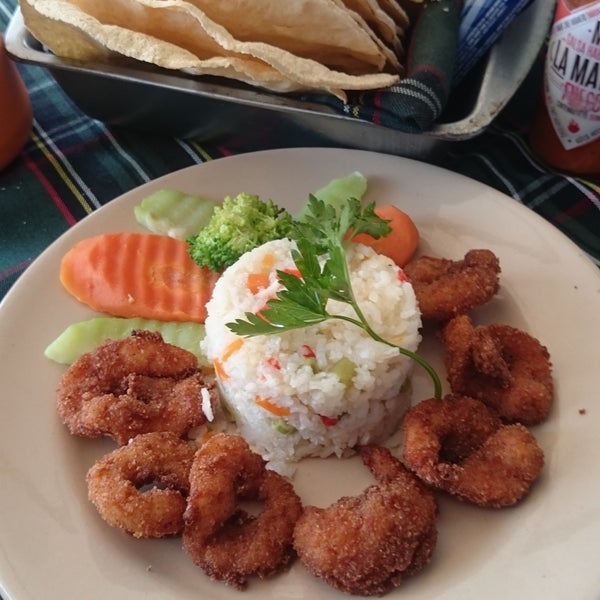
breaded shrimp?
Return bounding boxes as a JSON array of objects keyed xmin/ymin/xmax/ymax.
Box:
[
  {"xmin": 402, "ymin": 395, "xmax": 545, "ymax": 508},
  {"xmin": 183, "ymin": 434, "xmax": 302, "ymax": 590},
  {"xmin": 293, "ymin": 446, "xmax": 438, "ymax": 596},
  {"xmin": 86, "ymin": 431, "xmax": 196, "ymax": 538},
  {"xmin": 404, "ymin": 249, "xmax": 501, "ymax": 321},
  {"xmin": 442, "ymin": 315, "xmax": 553, "ymax": 425},
  {"xmin": 57, "ymin": 330, "xmax": 218, "ymax": 444}
]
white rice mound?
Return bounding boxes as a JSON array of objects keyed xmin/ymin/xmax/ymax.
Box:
[{"xmin": 201, "ymin": 238, "xmax": 422, "ymax": 473}]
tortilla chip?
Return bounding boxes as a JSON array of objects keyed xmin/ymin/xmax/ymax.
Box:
[
  {"xmin": 329, "ymin": 0, "xmax": 403, "ymax": 71},
  {"xmin": 69, "ymin": 0, "xmax": 400, "ymax": 89},
  {"xmin": 167, "ymin": 0, "xmax": 391, "ymax": 73},
  {"xmin": 21, "ymin": 0, "xmax": 400, "ymax": 99},
  {"xmin": 377, "ymin": 0, "xmax": 410, "ymax": 30},
  {"xmin": 20, "ymin": 0, "xmax": 110, "ymax": 61},
  {"xmin": 20, "ymin": 0, "xmax": 308, "ymax": 91},
  {"xmin": 340, "ymin": 0, "xmax": 402, "ymax": 49},
  {"xmin": 394, "ymin": 0, "xmax": 423, "ymax": 25}
]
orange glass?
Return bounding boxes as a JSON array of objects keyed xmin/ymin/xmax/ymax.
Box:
[{"xmin": 0, "ymin": 35, "xmax": 33, "ymax": 170}]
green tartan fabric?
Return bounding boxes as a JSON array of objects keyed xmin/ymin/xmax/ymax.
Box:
[
  {"xmin": 1, "ymin": 0, "xmax": 599, "ymax": 308},
  {"xmin": 310, "ymin": 0, "xmax": 463, "ymax": 133}
]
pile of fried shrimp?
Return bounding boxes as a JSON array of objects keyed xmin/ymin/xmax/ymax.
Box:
[{"xmin": 54, "ymin": 248, "xmax": 553, "ymax": 597}]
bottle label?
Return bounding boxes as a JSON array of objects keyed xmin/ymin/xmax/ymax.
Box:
[{"xmin": 544, "ymin": 0, "xmax": 600, "ymax": 150}]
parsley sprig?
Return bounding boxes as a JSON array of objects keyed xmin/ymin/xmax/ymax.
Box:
[{"xmin": 227, "ymin": 196, "xmax": 442, "ymax": 398}]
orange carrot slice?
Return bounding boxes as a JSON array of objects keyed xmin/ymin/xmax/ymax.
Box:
[
  {"xmin": 246, "ymin": 272, "xmax": 270, "ymax": 294},
  {"xmin": 60, "ymin": 232, "xmax": 220, "ymax": 323},
  {"xmin": 212, "ymin": 338, "xmax": 244, "ymax": 381},
  {"xmin": 352, "ymin": 205, "xmax": 419, "ymax": 267},
  {"xmin": 213, "ymin": 359, "xmax": 229, "ymax": 381},
  {"xmin": 255, "ymin": 396, "xmax": 291, "ymax": 417},
  {"xmin": 221, "ymin": 337, "xmax": 244, "ymax": 362}
]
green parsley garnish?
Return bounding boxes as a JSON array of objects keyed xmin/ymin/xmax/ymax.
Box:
[{"xmin": 226, "ymin": 195, "xmax": 442, "ymax": 399}]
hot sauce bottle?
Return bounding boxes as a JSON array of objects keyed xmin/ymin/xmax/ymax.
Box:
[{"xmin": 529, "ymin": 0, "xmax": 600, "ymax": 175}]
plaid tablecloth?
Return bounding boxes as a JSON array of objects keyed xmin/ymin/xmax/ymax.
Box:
[{"xmin": 1, "ymin": 0, "xmax": 599, "ymax": 307}]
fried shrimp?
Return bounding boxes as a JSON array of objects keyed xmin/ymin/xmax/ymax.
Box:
[
  {"xmin": 56, "ymin": 330, "xmax": 218, "ymax": 444},
  {"xmin": 293, "ymin": 446, "xmax": 438, "ymax": 596},
  {"xmin": 86, "ymin": 431, "xmax": 196, "ymax": 538},
  {"xmin": 183, "ymin": 433, "xmax": 302, "ymax": 590},
  {"xmin": 402, "ymin": 395, "xmax": 544, "ymax": 508},
  {"xmin": 442, "ymin": 315, "xmax": 553, "ymax": 425},
  {"xmin": 403, "ymin": 249, "xmax": 501, "ymax": 321}
]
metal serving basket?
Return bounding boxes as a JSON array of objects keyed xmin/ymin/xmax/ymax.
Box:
[{"xmin": 5, "ymin": 1, "xmax": 553, "ymax": 159}]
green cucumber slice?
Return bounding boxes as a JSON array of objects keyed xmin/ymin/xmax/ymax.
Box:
[
  {"xmin": 298, "ymin": 172, "xmax": 368, "ymax": 220},
  {"xmin": 45, "ymin": 317, "xmax": 208, "ymax": 365},
  {"xmin": 134, "ymin": 189, "xmax": 217, "ymax": 239}
]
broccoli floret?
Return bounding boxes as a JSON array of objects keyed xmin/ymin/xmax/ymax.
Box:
[{"xmin": 187, "ymin": 193, "xmax": 294, "ymax": 271}]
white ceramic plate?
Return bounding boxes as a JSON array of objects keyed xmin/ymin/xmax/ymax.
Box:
[{"xmin": 1, "ymin": 148, "xmax": 599, "ymax": 600}]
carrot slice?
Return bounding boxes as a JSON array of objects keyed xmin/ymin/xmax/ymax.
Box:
[
  {"xmin": 60, "ymin": 232, "xmax": 220, "ymax": 323},
  {"xmin": 213, "ymin": 359, "xmax": 229, "ymax": 381},
  {"xmin": 212, "ymin": 338, "xmax": 244, "ymax": 381},
  {"xmin": 352, "ymin": 204, "xmax": 419, "ymax": 267},
  {"xmin": 221, "ymin": 337, "xmax": 244, "ymax": 361},
  {"xmin": 246, "ymin": 272, "xmax": 270, "ymax": 294},
  {"xmin": 255, "ymin": 396, "xmax": 291, "ymax": 417}
]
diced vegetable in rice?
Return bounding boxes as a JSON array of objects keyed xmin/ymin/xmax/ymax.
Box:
[{"xmin": 201, "ymin": 238, "xmax": 421, "ymax": 473}]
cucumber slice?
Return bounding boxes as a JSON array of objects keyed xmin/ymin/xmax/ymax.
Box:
[
  {"xmin": 298, "ymin": 172, "xmax": 368, "ymax": 220},
  {"xmin": 134, "ymin": 189, "xmax": 217, "ymax": 239},
  {"xmin": 45, "ymin": 317, "xmax": 208, "ymax": 365},
  {"xmin": 330, "ymin": 357, "xmax": 357, "ymax": 387}
]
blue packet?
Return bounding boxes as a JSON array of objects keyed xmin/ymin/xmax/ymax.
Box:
[{"xmin": 454, "ymin": 0, "xmax": 535, "ymax": 83}]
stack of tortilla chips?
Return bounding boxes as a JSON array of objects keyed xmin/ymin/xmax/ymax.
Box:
[{"xmin": 19, "ymin": 0, "xmax": 422, "ymax": 100}]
